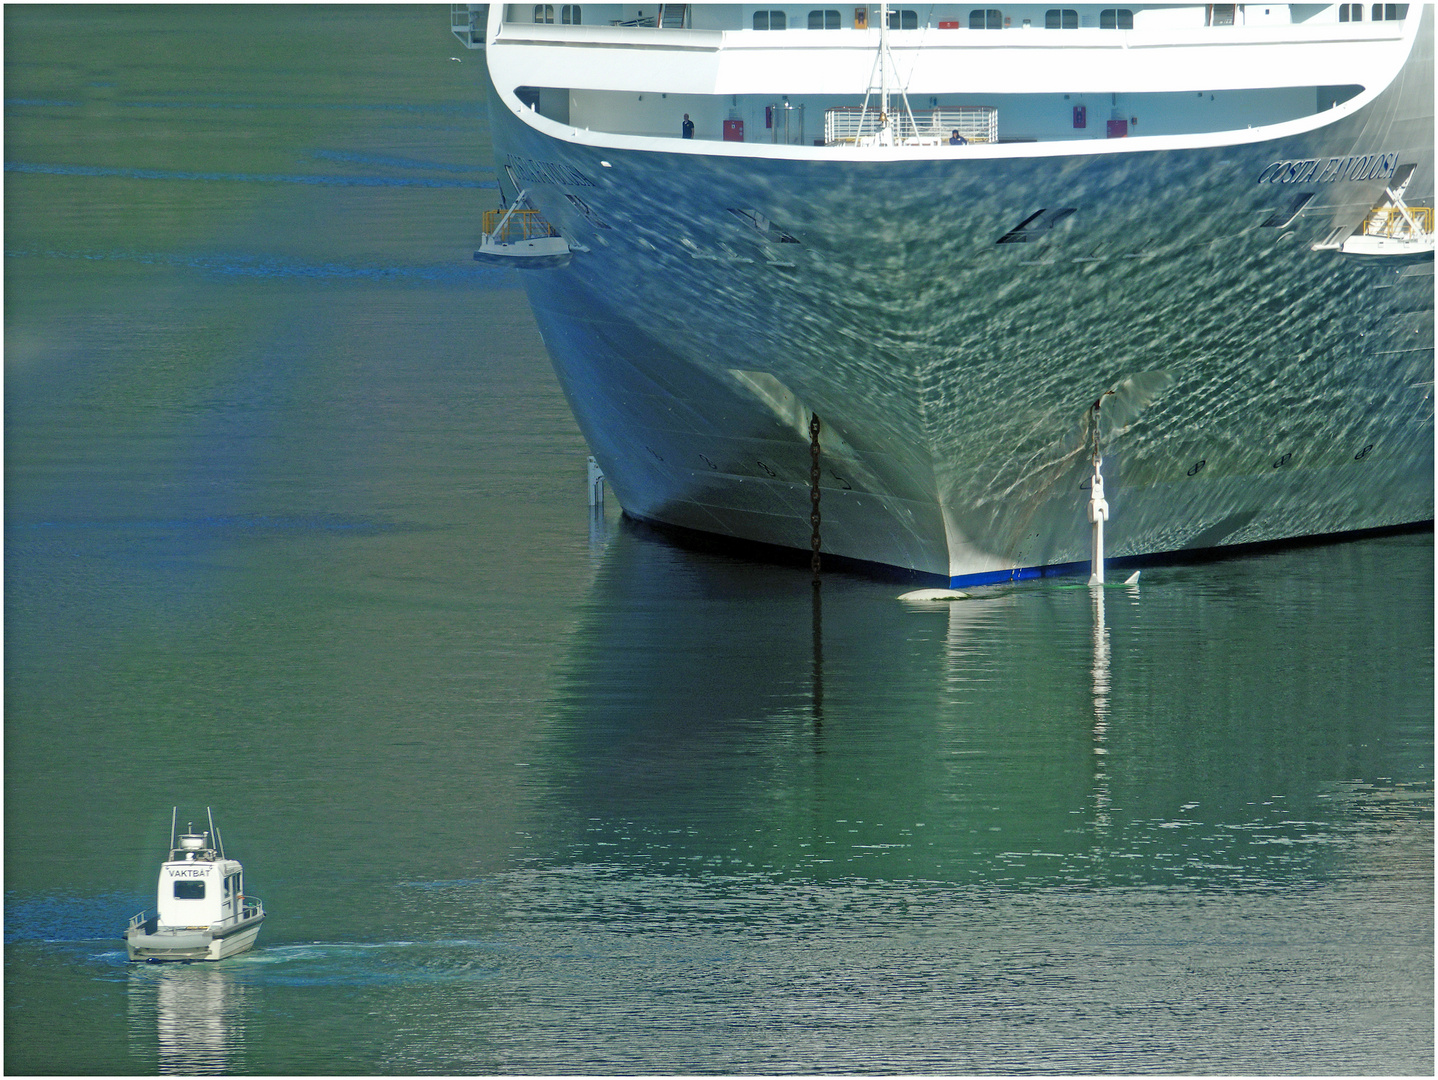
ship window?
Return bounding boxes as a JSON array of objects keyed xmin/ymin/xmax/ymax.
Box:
[
  {"xmin": 561, "ymin": 4, "xmax": 582, "ymax": 22},
  {"xmin": 1099, "ymin": 7, "xmax": 1133, "ymax": 27},
  {"xmin": 533, "ymin": 4, "xmax": 554, "ymax": 21},
  {"xmin": 886, "ymin": 8, "xmax": 919, "ymax": 28},
  {"xmin": 754, "ymin": 9, "xmax": 787, "ymax": 28},
  {"xmin": 1045, "ymin": 8, "xmax": 1078, "ymax": 27},
  {"xmin": 1371, "ymin": 3, "xmax": 1405, "ymax": 18},
  {"xmin": 1338, "ymin": 2, "xmax": 1363, "ymax": 17},
  {"xmin": 173, "ymin": 881, "xmax": 205, "ymax": 900},
  {"xmin": 808, "ymin": 8, "xmax": 841, "ymax": 27},
  {"xmin": 969, "ymin": 8, "xmax": 1003, "ymax": 28},
  {"xmin": 1207, "ymin": 3, "xmax": 1236, "ymax": 24}
]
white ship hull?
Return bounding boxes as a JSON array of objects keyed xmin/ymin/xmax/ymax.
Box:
[{"xmin": 470, "ymin": 3, "xmax": 1433, "ymax": 584}]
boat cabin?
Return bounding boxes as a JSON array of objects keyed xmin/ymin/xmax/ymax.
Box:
[{"xmin": 156, "ymin": 832, "xmax": 246, "ymax": 929}]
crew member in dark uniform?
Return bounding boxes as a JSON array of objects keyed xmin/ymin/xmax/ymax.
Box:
[{"xmin": 682, "ymin": 113, "xmax": 695, "ymax": 138}]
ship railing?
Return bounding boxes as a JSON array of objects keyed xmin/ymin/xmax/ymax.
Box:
[
  {"xmin": 482, "ymin": 208, "xmax": 561, "ymax": 242},
  {"xmin": 450, "ymin": 3, "xmax": 485, "ymax": 47},
  {"xmin": 824, "ymin": 105, "xmax": 997, "ymax": 146},
  {"xmin": 1361, "ymin": 206, "xmax": 1433, "ymax": 239},
  {"xmin": 240, "ymin": 896, "xmax": 265, "ymax": 919},
  {"xmin": 127, "ymin": 909, "xmax": 158, "ymax": 932},
  {"xmin": 612, "ymin": 4, "xmax": 689, "ymax": 26}
]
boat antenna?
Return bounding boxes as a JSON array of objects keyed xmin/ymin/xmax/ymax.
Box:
[
  {"xmin": 207, "ymin": 806, "xmax": 224, "ymax": 859},
  {"xmin": 169, "ymin": 806, "xmax": 177, "ymax": 856}
]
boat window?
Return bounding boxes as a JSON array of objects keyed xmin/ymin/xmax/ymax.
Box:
[
  {"xmin": 1099, "ymin": 8, "xmax": 1133, "ymax": 27},
  {"xmin": 969, "ymin": 8, "xmax": 1002, "ymax": 28},
  {"xmin": 173, "ymin": 881, "xmax": 205, "ymax": 900},
  {"xmin": 808, "ymin": 8, "xmax": 841, "ymax": 27},
  {"xmin": 1338, "ymin": 2, "xmax": 1363, "ymax": 17},
  {"xmin": 1045, "ymin": 9, "xmax": 1078, "ymax": 27},
  {"xmin": 1371, "ymin": 3, "xmax": 1405, "ymax": 18},
  {"xmin": 533, "ymin": 4, "xmax": 554, "ymax": 21},
  {"xmin": 754, "ymin": 9, "xmax": 787, "ymax": 29},
  {"xmin": 886, "ymin": 8, "xmax": 919, "ymax": 28},
  {"xmin": 561, "ymin": 4, "xmax": 581, "ymax": 22}
]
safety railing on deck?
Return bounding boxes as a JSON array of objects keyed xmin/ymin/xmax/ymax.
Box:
[
  {"xmin": 482, "ymin": 208, "xmax": 561, "ymax": 242},
  {"xmin": 451, "ymin": 3, "xmax": 484, "ymax": 46},
  {"xmin": 824, "ymin": 105, "xmax": 998, "ymax": 145},
  {"xmin": 1362, "ymin": 206, "xmax": 1433, "ymax": 238}
]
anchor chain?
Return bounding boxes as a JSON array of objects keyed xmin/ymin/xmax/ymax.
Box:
[
  {"xmin": 1087, "ymin": 397, "xmax": 1109, "ymax": 586},
  {"xmin": 809, "ymin": 413, "xmax": 822, "ymax": 577}
]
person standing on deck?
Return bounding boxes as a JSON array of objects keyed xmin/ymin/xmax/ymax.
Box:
[{"xmin": 682, "ymin": 113, "xmax": 694, "ymax": 138}]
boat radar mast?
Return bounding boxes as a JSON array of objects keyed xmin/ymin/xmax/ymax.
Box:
[{"xmin": 856, "ymin": 2, "xmax": 926, "ymax": 146}]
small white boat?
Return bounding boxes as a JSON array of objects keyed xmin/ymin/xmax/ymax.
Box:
[
  {"xmin": 473, "ymin": 188, "xmax": 571, "ymax": 268},
  {"xmin": 125, "ymin": 808, "xmax": 266, "ymax": 962}
]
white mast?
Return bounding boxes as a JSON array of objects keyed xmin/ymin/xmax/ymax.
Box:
[
  {"xmin": 878, "ymin": 1, "xmax": 890, "ymax": 138},
  {"xmin": 856, "ymin": 2, "xmax": 923, "ymax": 145}
]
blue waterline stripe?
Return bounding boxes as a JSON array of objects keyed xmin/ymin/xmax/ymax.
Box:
[
  {"xmin": 950, "ymin": 560, "xmax": 1089, "ymax": 588},
  {"xmin": 5, "ymin": 247, "xmax": 517, "ymax": 286},
  {"xmin": 4, "ymin": 161, "xmax": 496, "ymax": 189}
]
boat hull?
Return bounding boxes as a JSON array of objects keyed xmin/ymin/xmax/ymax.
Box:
[
  {"xmin": 481, "ymin": 15, "xmax": 1434, "ymax": 584},
  {"xmin": 125, "ymin": 913, "xmax": 265, "ymax": 962},
  {"xmin": 473, "ymin": 236, "xmax": 572, "ymax": 269}
]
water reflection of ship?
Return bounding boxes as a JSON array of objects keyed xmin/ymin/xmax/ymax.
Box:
[
  {"xmin": 537, "ymin": 516, "xmax": 1121, "ymax": 882},
  {"xmin": 535, "ymin": 518, "xmax": 1428, "ymax": 887},
  {"xmin": 128, "ymin": 964, "xmax": 247, "ymax": 1075}
]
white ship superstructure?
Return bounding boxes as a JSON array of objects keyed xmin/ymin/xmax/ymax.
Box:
[{"xmin": 456, "ymin": 2, "xmax": 1433, "ymax": 584}]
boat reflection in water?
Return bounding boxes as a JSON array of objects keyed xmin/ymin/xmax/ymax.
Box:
[
  {"xmin": 127, "ymin": 963, "xmax": 249, "ymax": 1075},
  {"xmin": 532, "ymin": 515, "xmax": 1430, "ymax": 890}
]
